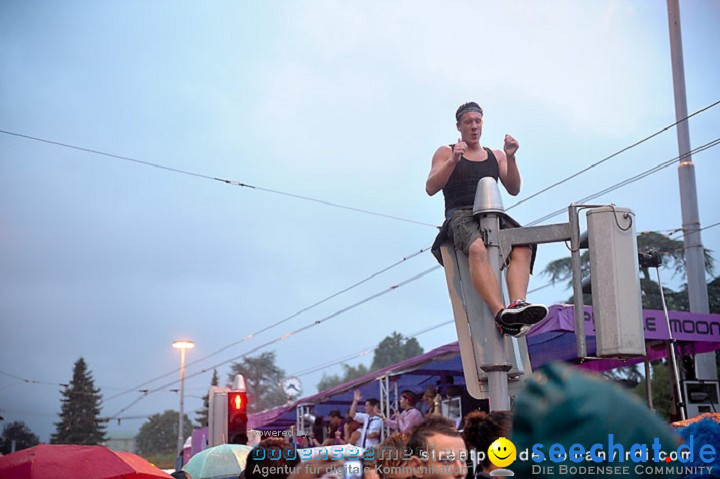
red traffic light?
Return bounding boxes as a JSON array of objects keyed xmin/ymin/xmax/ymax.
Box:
[
  {"xmin": 227, "ymin": 391, "xmax": 248, "ymax": 444},
  {"xmin": 229, "ymin": 392, "xmax": 244, "ymax": 411}
]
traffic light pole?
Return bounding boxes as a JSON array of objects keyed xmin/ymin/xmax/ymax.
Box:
[
  {"xmin": 442, "ymin": 178, "xmax": 646, "ymax": 407},
  {"xmin": 477, "ymin": 198, "xmax": 512, "ymax": 410}
]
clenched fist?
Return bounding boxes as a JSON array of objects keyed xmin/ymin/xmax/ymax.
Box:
[
  {"xmin": 503, "ymin": 134, "xmax": 519, "ymax": 157},
  {"xmin": 452, "ymin": 138, "xmax": 467, "ymax": 163}
]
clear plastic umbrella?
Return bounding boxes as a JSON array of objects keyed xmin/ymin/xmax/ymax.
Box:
[{"xmin": 182, "ymin": 444, "xmax": 252, "ymax": 479}]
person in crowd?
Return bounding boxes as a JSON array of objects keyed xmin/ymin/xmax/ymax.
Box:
[
  {"xmin": 373, "ymin": 432, "xmax": 413, "ymax": 479},
  {"xmin": 408, "ymin": 416, "xmax": 467, "ymax": 479},
  {"xmin": 171, "ymin": 471, "xmax": 192, "ymax": 479},
  {"xmin": 385, "ymin": 390, "xmax": 424, "ymax": 434},
  {"xmin": 420, "ymin": 387, "xmax": 440, "ymax": 416},
  {"xmin": 462, "ymin": 410, "xmax": 512, "ymax": 478},
  {"xmin": 345, "ymin": 414, "xmax": 362, "ymax": 447},
  {"xmin": 427, "ymin": 101, "xmax": 547, "ymax": 337},
  {"xmin": 510, "ymin": 362, "xmax": 682, "ymax": 478},
  {"xmin": 321, "ymin": 410, "xmax": 345, "ymax": 446},
  {"xmin": 310, "ymin": 415, "xmax": 325, "ymax": 447},
  {"xmin": 350, "ymin": 389, "xmax": 384, "ymax": 448}
]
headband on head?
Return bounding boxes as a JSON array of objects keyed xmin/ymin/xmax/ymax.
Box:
[{"xmin": 455, "ymin": 103, "xmax": 483, "ymax": 121}]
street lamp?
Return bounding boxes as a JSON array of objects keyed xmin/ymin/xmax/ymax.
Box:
[{"xmin": 172, "ymin": 339, "xmax": 195, "ymax": 456}]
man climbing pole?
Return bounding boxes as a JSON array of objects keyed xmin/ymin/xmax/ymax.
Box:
[{"xmin": 427, "ymin": 102, "xmax": 548, "ymax": 337}]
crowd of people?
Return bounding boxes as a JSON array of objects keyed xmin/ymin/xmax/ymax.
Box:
[{"xmin": 172, "ymin": 363, "xmax": 720, "ymax": 479}]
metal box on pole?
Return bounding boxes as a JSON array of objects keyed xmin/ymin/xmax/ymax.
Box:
[
  {"xmin": 586, "ymin": 206, "xmax": 645, "ymax": 357},
  {"xmin": 208, "ymin": 386, "xmax": 229, "ymax": 447}
]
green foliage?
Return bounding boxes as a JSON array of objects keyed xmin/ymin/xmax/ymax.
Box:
[
  {"xmin": 541, "ymin": 231, "xmax": 716, "ymax": 310},
  {"xmin": 633, "ymin": 360, "xmax": 675, "ymax": 421},
  {"xmin": 708, "ymin": 276, "xmax": 720, "ymax": 314},
  {"xmin": 636, "ymin": 232, "xmax": 714, "ymax": 280},
  {"xmin": 195, "ymin": 369, "xmax": 218, "ymax": 428},
  {"xmin": 317, "ymin": 363, "xmax": 370, "ymax": 392},
  {"xmin": 371, "ymin": 332, "xmax": 424, "ymax": 370},
  {"xmin": 143, "ymin": 452, "xmax": 178, "ymax": 470},
  {"xmin": 316, "ymin": 332, "xmax": 424, "ymax": 392},
  {"xmin": 1, "ymin": 421, "xmax": 39, "ymax": 454},
  {"xmin": 227, "ymin": 352, "xmax": 286, "ymax": 413},
  {"xmin": 51, "ymin": 357, "xmax": 106, "ymax": 445},
  {"xmin": 603, "ymin": 365, "xmax": 643, "ymax": 388},
  {"xmin": 136, "ymin": 410, "xmax": 193, "ymax": 456}
]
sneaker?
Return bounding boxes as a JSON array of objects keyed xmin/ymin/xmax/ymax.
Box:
[
  {"xmin": 498, "ymin": 300, "xmax": 548, "ymax": 327},
  {"xmin": 494, "ymin": 318, "xmax": 532, "ymax": 338}
]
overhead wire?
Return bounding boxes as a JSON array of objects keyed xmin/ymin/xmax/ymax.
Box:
[
  {"xmin": 506, "ymin": 99, "xmax": 720, "ymax": 212},
  {"xmin": 3, "ymin": 98, "xmax": 718, "ymax": 232},
  {"xmin": 291, "ymin": 319, "xmax": 454, "ymax": 379},
  {"xmin": 0, "ymin": 129, "xmax": 436, "ymax": 228},
  {"xmin": 667, "ymin": 221, "xmax": 720, "ymax": 239},
  {"xmin": 106, "ymin": 265, "xmax": 441, "ymax": 419},
  {"xmin": 526, "ymin": 137, "xmax": 720, "ymax": 226},
  {"xmin": 104, "ymin": 246, "xmax": 432, "ymax": 402},
  {"xmin": 133, "ymin": 225, "xmax": 720, "ymax": 406}
]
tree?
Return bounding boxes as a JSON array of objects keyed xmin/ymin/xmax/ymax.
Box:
[
  {"xmin": 633, "ymin": 360, "xmax": 675, "ymax": 421},
  {"xmin": 51, "ymin": 357, "xmax": 106, "ymax": 445},
  {"xmin": 227, "ymin": 352, "xmax": 286, "ymax": 413},
  {"xmin": 1, "ymin": 421, "xmax": 39, "ymax": 454},
  {"xmin": 541, "ymin": 231, "xmax": 715, "ymax": 309},
  {"xmin": 316, "ymin": 332, "xmax": 425, "ymax": 392},
  {"xmin": 195, "ymin": 369, "xmax": 218, "ymax": 428},
  {"xmin": 603, "ymin": 365, "xmax": 643, "ymax": 389},
  {"xmin": 371, "ymin": 332, "xmax": 424, "ymax": 370},
  {"xmin": 136, "ymin": 410, "xmax": 193, "ymax": 456},
  {"xmin": 317, "ymin": 363, "xmax": 370, "ymax": 392}
]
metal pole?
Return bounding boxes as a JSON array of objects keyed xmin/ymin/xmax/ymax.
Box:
[
  {"xmin": 657, "ymin": 267, "xmax": 687, "ymax": 419},
  {"xmin": 644, "ymin": 357, "xmax": 654, "ymax": 410},
  {"xmin": 569, "ymin": 204, "xmax": 587, "ymax": 358},
  {"xmin": 666, "ymin": 0, "xmax": 714, "ymax": 379},
  {"xmin": 178, "ymin": 347, "xmax": 187, "ymax": 454},
  {"xmin": 479, "ymin": 211, "xmax": 511, "ymax": 411},
  {"xmin": 657, "ymin": 266, "xmax": 686, "ymax": 420}
]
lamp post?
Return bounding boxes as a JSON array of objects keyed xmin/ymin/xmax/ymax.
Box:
[{"xmin": 172, "ymin": 339, "xmax": 194, "ymax": 456}]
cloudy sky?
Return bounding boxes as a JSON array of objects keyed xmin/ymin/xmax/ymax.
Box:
[{"xmin": 1, "ymin": 1, "xmax": 719, "ymax": 442}]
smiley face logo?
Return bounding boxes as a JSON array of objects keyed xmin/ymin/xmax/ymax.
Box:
[{"xmin": 488, "ymin": 437, "xmax": 516, "ymax": 468}]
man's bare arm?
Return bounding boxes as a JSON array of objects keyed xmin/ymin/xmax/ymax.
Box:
[
  {"xmin": 426, "ymin": 142, "xmax": 463, "ymax": 195},
  {"xmin": 496, "ymin": 134, "xmax": 521, "ymax": 196}
]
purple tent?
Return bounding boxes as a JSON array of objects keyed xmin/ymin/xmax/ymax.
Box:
[{"xmin": 249, "ymin": 305, "xmax": 720, "ymax": 430}]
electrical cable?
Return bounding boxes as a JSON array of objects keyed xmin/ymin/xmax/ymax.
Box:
[
  {"xmin": 106, "ymin": 265, "xmax": 441, "ymax": 418},
  {"xmin": 0, "ymin": 129, "xmax": 436, "ymax": 228},
  {"xmin": 526, "ymin": 137, "xmax": 720, "ymax": 226},
  {"xmin": 3, "ymin": 99, "xmax": 718, "ymax": 229},
  {"xmin": 506, "ymin": 99, "xmax": 720, "ymax": 212},
  {"xmin": 104, "ymin": 246, "xmax": 432, "ymax": 402},
  {"xmin": 291, "ymin": 319, "xmax": 454, "ymax": 378}
]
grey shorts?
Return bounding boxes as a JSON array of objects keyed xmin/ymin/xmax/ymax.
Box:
[{"xmin": 431, "ymin": 207, "xmax": 537, "ymax": 273}]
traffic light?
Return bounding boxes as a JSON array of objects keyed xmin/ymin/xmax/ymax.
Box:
[{"xmin": 227, "ymin": 390, "xmax": 248, "ymax": 444}]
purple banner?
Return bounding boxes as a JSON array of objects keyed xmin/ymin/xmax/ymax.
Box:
[{"xmin": 529, "ymin": 305, "xmax": 720, "ymax": 342}]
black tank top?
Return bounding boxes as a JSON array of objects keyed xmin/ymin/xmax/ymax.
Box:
[{"xmin": 442, "ymin": 147, "xmax": 500, "ymax": 216}]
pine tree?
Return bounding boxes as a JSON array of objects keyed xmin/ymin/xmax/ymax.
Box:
[
  {"xmin": 227, "ymin": 352, "xmax": 286, "ymax": 413},
  {"xmin": 1, "ymin": 421, "xmax": 39, "ymax": 454},
  {"xmin": 51, "ymin": 357, "xmax": 106, "ymax": 445},
  {"xmin": 195, "ymin": 369, "xmax": 219, "ymax": 428}
]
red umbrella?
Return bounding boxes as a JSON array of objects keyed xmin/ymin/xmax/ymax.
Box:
[{"xmin": 0, "ymin": 444, "xmax": 173, "ymax": 479}]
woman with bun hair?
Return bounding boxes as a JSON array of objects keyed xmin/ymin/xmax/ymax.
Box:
[{"xmin": 462, "ymin": 410, "xmax": 512, "ymax": 478}]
